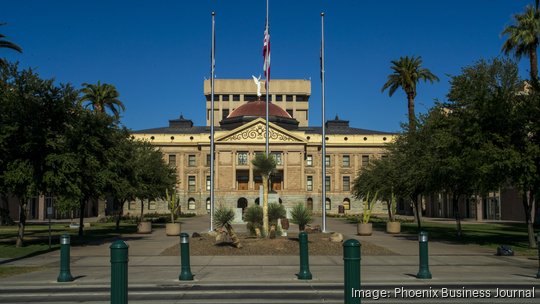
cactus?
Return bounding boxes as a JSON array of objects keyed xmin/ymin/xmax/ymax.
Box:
[
  {"xmin": 361, "ymin": 191, "xmax": 379, "ymax": 224},
  {"xmin": 166, "ymin": 188, "xmax": 180, "ymax": 223}
]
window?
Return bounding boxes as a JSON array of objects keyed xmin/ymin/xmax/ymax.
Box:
[
  {"xmin": 206, "ymin": 154, "xmax": 211, "ymax": 166},
  {"xmin": 188, "ymin": 198, "xmax": 196, "ymax": 210},
  {"xmin": 206, "ymin": 198, "xmax": 211, "ymax": 210},
  {"xmin": 343, "ymin": 155, "xmax": 350, "ymax": 167},
  {"xmin": 362, "ymin": 155, "xmax": 370, "ymax": 167},
  {"xmin": 381, "ymin": 154, "xmax": 388, "ymax": 159},
  {"xmin": 325, "ymin": 176, "xmax": 331, "ymax": 192},
  {"xmin": 233, "ymin": 94, "xmax": 240, "ymax": 101},
  {"xmin": 325, "ymin": 198, "xmax": 331, "ymax": 210},
  {"xmin": 325, "ymin": 155, "xmax": 331, "ymax": 167},
  {"xmin": 205, "ymin": 95, "xmax": 211, "ymax": 101},
  {"xmin": 286, "ymin": 109, "xmax": 293, "ymax": 117},
  {"xmin": 306, "ymin": 155, "xmax": 313, "ymax": 166},
  {"xmin": 296, "ymin": 95, "xmax": 308, "ymax": 101},
  {"xmin": 271, "ymin": 152, "xmax": 282, "ymax": 165},
  {"xmin": 237, "ymin": 152, "xmax": 248, "ymax": 165},
  {"xmin": 276, "ymin": 94, "xmax": 283, "ymax": 101},
  {"xmin": 222, "ymin": 109, "xmax": 229, "ymax": 120},
  {"xmin": 343, "ymin": 198, "xmax": 351, "ymax": 210},
  {"xmin": 168, "ymin": 154, "xmax": 176, "ymax": 167},
  {"xmin": 188, "ymin": 155, "xmax": 196, "ymax": 167},
  {"xmin": 245, "ymin": 94, "xmax": 258, "ymax": 101},
  {"xmin": 222, "ymin": 94, "xmax": 229, "ymax": 101},
  {"xmin": 343, "ymin": 176, "xmax": 350, "ymax": 191},
  {"xmin": 206, "ymin": 176, "xmax": 211, "ymax": 191},
  {"xmin": 286, "ymin": 95, "xmax": 293, "ymax": 101},
  {"xmin": 148, "ymin": 200, "xmax": 156, "ymax": 210},
  {"xmin": 188, "ymin": 176, "xmax": 196, "ymax": 192},
  {"xmin": 307, "ymin": 176, "xmax": 313, "ymax": 191}
]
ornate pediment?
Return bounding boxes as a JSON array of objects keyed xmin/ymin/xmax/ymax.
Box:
[{"xmin": 216, "ymin": 118, "xmax": 305, "ymax": 143}]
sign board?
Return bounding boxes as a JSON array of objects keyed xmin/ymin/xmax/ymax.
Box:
[{"xmin": 47, "ymin": 207, "xmax": 53, "ymax": 216}]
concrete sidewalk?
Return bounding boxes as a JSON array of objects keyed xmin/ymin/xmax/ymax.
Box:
[{"xmin": 0, "ymin": 215, "xmax": 538, "ymax": 288}]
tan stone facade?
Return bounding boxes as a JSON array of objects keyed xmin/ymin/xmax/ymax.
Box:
[{"xmin": 128, "ymin": 115, "xmax": 394, "ymax": 217}]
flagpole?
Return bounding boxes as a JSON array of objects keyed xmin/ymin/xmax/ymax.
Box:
[
  {"xmin": 210, "ymin": 11, "xmax": 216, "ymax": 232},
  {"xmin": 320, "ymin": 12, "xmax": 327, "ymax": 233},
  {"xmin": 265, "ymin": 0, "xmax": 270, "ymax": 157}
]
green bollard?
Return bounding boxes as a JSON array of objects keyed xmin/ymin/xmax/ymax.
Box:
[
  {"xmin": 343, "ymin": 239, "xmax": 361, "ymax": 304},
  {"xmin": 296, "ymin": 231, "xmax": 312, "ymax": 280},
  {"xmin": 179, "ymin": 233, "xmax": 194, "ymax": 281},
  {"xmin": 416, "ymin": 231, "xmax": 432, "ymax": 279},
  {"xmin": 536, "ymin": 232, "xmax": 540, "ymax": 279},
  {"xmin": 110, "ymin": 240, "xmax": 129, "ymax": 304},
  {"xmin": 57, "ymin": 234, "xmax": 74, "ymax": 282}
]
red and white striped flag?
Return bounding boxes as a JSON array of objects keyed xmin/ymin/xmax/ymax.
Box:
[{"xmin": 263, "ymin": 26, "xmax": 270, "ymax": 85}]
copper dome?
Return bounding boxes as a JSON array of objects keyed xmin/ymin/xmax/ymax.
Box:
[{"xmin": 228, "ymin": 100, "xmax": 292, "ymax": 119}]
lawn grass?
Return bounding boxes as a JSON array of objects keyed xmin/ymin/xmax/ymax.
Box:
[
  {"xmin": 0, "ymin": 266, "xmax": 45, "ymax": 278},
  {"xmin": 345, "ymin": 215, "xmax": 539, "ymax": 256},
  {"xmin": 0, "ymin": 222, "xmax": 137, "ymax": 259}
]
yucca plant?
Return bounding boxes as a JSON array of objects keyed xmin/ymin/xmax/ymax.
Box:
[
  {"xmin": 243, "ymin": 205, "xmax": 263, "ymax": 236},
  {"xmin": 165, "ymin": 188, "xmax": 180, "ymax": 223},
  {"xmin": 213, "ymin": 205, "xmax": 242, "ymax": 248},
  {"xmin": 290, "ymin": 203, "xmax": 313, "ymax": 231}
]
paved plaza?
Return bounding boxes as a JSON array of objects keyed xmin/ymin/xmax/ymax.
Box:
[{"xmin": 0, "ymin": 216, "xmax": 538, "ymax": 303}]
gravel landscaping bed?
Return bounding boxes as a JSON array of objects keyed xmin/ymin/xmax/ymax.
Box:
[{"xmin": 160, "ymin": 232, "xmax": 396, "ymax": 256}]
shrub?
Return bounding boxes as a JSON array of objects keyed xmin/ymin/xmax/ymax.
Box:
[
  {"xmin": 290, "ymin": 203, "xmax": 313, "ymax": 231},
  {"xmin": 268, "ymin": 203, "xmax": 286, "ymax": 225},
  {"xmin": 243, "ymin": 205, "xmax": 263, "ymax": 235}
]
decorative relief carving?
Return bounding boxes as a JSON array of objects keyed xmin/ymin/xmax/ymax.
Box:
[{"xmin": 224, "ymin": 124, "xmax": 296, "ymax": 142}]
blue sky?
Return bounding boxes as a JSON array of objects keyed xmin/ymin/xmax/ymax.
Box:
[{"xmin": 2, "ymin": 0, "xmax": 533, "ymax": 132}]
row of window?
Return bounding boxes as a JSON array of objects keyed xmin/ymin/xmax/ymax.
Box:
[
  {"xmin": 307, "ymin": 176, "xmax": 350, "ymax": 192},
  {"xmin": 206, "ymin": 94, "xmax": 309, "ymax": 102},
  {"xmin": 169, "ymin": 153, "xmax": 372, "ymax": 168},
  {"xmin": 185, "ymin": 175, "xmax": 351, "ymax": 192}
]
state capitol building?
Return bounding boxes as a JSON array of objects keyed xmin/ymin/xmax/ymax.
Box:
[{"xmin": 126, "ymin": 79, "xmax": 394, "ymax": 217}]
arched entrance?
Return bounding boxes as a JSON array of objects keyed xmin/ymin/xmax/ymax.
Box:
[
  {"xmin": 307, "ymin": 198, "xmax": 313, "ymax": 211},
  {"xmin": 237, "ymin": 197, "xmax": 248, "ymax": 213},
  {"xmin": 255, "ymin": 198, "xmax": 260, "ymax": 206}
]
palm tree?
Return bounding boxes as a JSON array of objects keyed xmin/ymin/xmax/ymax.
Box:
[
  {"xmin": 381, "ymin": 56, "xmax": 439, "ymax": 130},
  {"xmin": 502, "ymin": 5, "xmax": 540, "ymax": 85},
  {"xmin": 0, "ymin": 23, "xmax": 22, "ymax": 53},
  {"xmin": 80, "ymin": 81, "xmax": 125, "ymax": 117},
  {"xmin": 251, "ymin": 153, "xmax": 276, "ymax": 237}
]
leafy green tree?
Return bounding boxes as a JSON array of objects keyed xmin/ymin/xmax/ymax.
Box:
[
  {"xmin": 502, "ymin": 5, "xmax": 540, "ymax": 85},
  {"xmin": 381, "ymin": 56, "xmax": 439, "ymax": 130},
  {"xmin": 80, "ymin": 81, "xmax": 125, "ymax": 118},
  {"xmin": 0, "ymin": 62, "xmax": 78, "ymax": 246},
  {"xmin": 0, "ymin": 23, "xmax": 22, "ymax": 53},
  {"xmin": 251, "ymin": 153, "xmax": 276, "ymax": 237}
]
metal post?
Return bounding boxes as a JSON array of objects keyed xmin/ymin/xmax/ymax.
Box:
[
  {"xmin": 321, "ymin": 12, "xmax": 327, "ymax": 233},
  {"xmin": 57, "ymin": 234, "xmax": 74, "ymax": 282},
  {"xmin": 536, "ymin": 232, "xmax": 540, "ymax": 279},
  {"xmin": 343, "ymin": 239, "xmax": 361, "ymax": 304},
  {"xmin": 110, "ymin": 240, "xmax": 129, "ymax": 304},
  {"xmin": 416, "ymin": 231, "xmax": 432, "ymax": 279},
  {"xmin": 209, "ymin": 11, "xmax": 215, "ymax": 232},
  {"xmin": 296, "ymin": 231, "xmax": 312, "ymax": 280},
  {"xmin": 179, "ymin": 233, "xmax": 194, "ymax": 280}
]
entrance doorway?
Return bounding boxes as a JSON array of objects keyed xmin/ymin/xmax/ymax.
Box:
[{"xmin": 237, "ymin": 197, "xmax": 248, "ymax": 213}]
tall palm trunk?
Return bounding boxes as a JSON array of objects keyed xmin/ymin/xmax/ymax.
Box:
[
  {"xmin": 225, "ymin": 223, "xmax": 242, "ymax": 248},
  {"xmin": 407, "ymin": 93, "xmax": 416, "ymax": 130},
  {"xmin": 262, "ymin": 174, "xmax": 269, "ymax": 237},
  {"xmin": 530, "ymin": 48, "xmax": 539, "ymax": 86}
]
